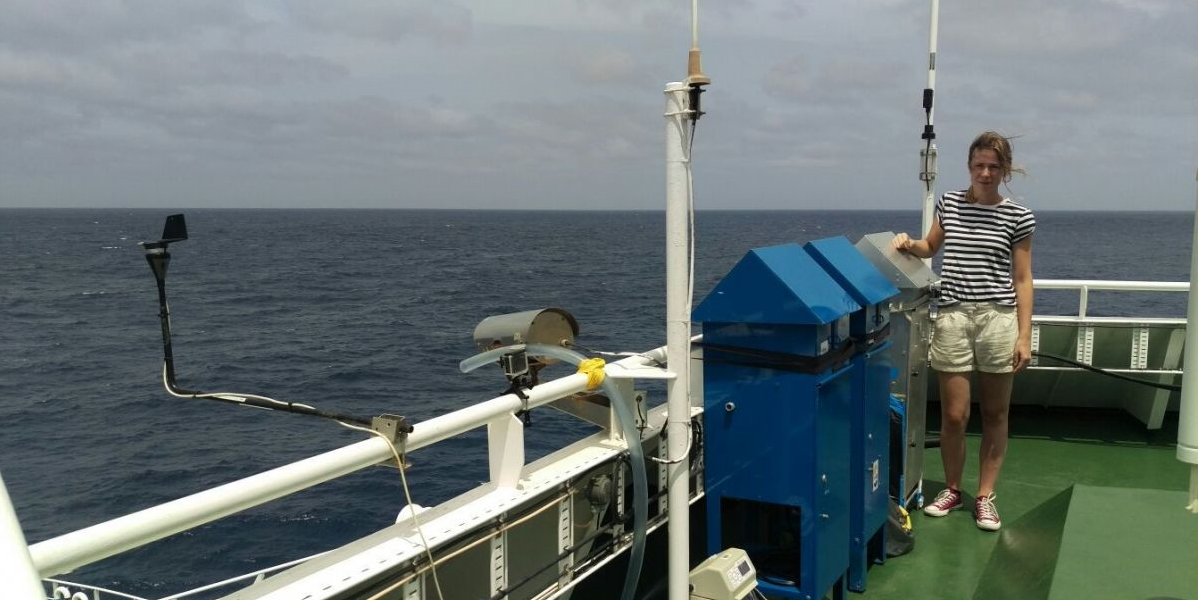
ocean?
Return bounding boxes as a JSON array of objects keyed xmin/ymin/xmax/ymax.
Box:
[{"xmin": 1, "ymin": 208, "xmax": 1192, "ymax": 598}]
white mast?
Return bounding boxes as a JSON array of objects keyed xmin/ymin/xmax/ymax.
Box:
[
  {"xmin": 1180, "ymin": 166, "xmax": 1198, "ymax": 514},
  {"xmin": 666, "ymin": 1, "xmax": 709, "ymax": 598},
  {"xmin": 919, "ymin": 0, "xmax": 941, "ymax": 262},
  {"xmin": 664, "ymin": 81, "xmax": 693, "ymax": 600}
]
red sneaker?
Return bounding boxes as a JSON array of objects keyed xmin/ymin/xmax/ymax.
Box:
[
  {"xmin": 923, "ymin": 488, "xmax": 963, "ymax": 517},
  {"xmin": 975, "ymin": 494, "xmax": 1001, "ymax": 531}
]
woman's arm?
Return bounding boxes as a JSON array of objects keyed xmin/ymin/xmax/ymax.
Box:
[
  {"xmin": 893, "ymin": 216, "xmax": 945, "ymax": 258},
  {"xmin": 1011, "ymin": 236, "xmax": 1034, "ymax": 371}
]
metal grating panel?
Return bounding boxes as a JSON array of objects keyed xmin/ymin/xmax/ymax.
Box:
[
  {"xmin": 489, "ymin": 530, "xmax": 507, "ymax": 596},
  {"xmin": 1130, "ymin": 327, "xmax": 1150, "ymax": 369},
  {"xmin": 1031, "ymin": 324, "xmax": 1041, "ymax": 367},
  {"xmin": 1076, "ymin": 327, "xmax": 1094, "ymax": 364},
  {"xmin": 403, "ymin": 577, "xmax": 422, "ymax": 600},
  {"xmin": 557, "ymin": 495, "xmax": 573, "ymax": 587}
]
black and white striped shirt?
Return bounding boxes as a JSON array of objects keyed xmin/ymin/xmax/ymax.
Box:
[{"xmin": 936, "ymin": 190, "xmax": 1036, "ymax": 306}]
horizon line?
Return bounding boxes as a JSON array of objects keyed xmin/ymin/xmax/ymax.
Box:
[{"xmin": 0, "ymin": 206, "xmax": 1192, "ymax": 214}]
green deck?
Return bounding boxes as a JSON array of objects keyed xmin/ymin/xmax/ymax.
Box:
[{"xmin": 857, "ymin": 405, "xmax": 1195, "ymax": 600}]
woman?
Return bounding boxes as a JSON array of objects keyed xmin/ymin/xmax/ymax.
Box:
[{"xmin": 892, "ymin": 131, "xmax": 1035, "ymax": 531}]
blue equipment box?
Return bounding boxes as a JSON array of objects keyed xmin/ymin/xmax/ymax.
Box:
[{"xmin": 694, "ymin": 243, "xmax": 860, "ymax": 600}]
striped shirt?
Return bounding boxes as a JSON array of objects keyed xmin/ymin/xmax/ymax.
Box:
[{"xmin": 936, "ymin": 190, "xmax": 1036, "ymax": 306}]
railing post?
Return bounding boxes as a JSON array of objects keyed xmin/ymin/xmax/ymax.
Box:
[
  {"xmin": 0, "ymin": 472, "xmax": 45, "ymax": 600},
  {"xmin": 1078, "ymin": 285, "xmax": 1089, "ymax": 318},
  {"xmin": 488, "ymin": 413, "xmax": 526, "ymax": 490}
]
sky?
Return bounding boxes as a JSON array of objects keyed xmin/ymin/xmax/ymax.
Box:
[{"xmin": 0, "ymin": 0, "xmax": 1195, "ymax": 211}]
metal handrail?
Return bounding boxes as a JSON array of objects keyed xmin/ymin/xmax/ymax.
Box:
[
  {"xmin": 44, "ymin": 579, "xmax": 149, "ymax": 600},
  {"xmin": 1033, "ymin": 279, "xmax": 1189, "ymax": 319},
  {"xmin": 28, "ymin": 342, "xmax": 674, "ymax": 580},
  {"xmin": 156, "ymin": 552, "xmax": 329, "ymax": 600}
]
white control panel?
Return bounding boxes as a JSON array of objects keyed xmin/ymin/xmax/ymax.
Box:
[{"xmin": 689, "ymin": 548, "xmax": 759, "ymax": 600}]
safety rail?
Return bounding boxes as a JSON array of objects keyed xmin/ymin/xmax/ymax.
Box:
[
  {"xmin": 1024, "ymin": 279, "xmax": 1188, "ymax": 430},
  {"xmin": 1034, "ymin": 279, "xmax": 1189, "ymax": 318},
  {"xmin": 20, "ymin": 342, "xmax": 677, "ymax": 593},
  {"xmin": 42, "ymin": 552, "xmax": 323, "ymax": 600},
  {"xmin": 44, "ymin": 579, "xmax": 148, "ymax": 600}
]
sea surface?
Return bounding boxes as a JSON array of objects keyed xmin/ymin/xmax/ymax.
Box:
[{"xmin": 1, "ymin": 208, "xmax": 1192, "ymax": 598}]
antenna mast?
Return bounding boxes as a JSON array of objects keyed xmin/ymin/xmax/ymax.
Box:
[
  {"xmin": 919, "ymin": 0, "xmax": 941, "ymax": 263},
  {"xmin": 666, "ymin": 2, "xmax": 709, "ymax": 600}
]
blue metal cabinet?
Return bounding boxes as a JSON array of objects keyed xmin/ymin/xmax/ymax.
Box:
[
  {"xmin": 804, "ymin": 237, "xmax": 899, "ymax": 592},
  {"xmin": 694, "ymin": 243, "xmax": 859, "ymax": 600}
]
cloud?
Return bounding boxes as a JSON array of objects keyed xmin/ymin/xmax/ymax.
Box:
[
  {"xmin": 0, "ymin": 0, "xmax": 255, "ymax": 53},
  {"xmin": 1046, "ymin": 90, "xmax": 1100, "ymax": 112},
  {"xmin": 491, "ymin": 98, "xmax": 656, "ymax": 166},
  {"xmin": 939, "ymin": 0, "xmax": 1167, "ymax": 56},
  {"xmin": 762, "ymin": 57, "xmax": 810, "ymax": 98},
  {"xmin": 0, "ymin": 51, "xmax": 123, "ymax": 98},
  {"xmin": 286, "ymin": 0, "xmax": 473, "ymax": 44},
  {"xmin": 0, "ymin": 0, "xmax": 1194, "ymax": 210},
  {"xmin": 769, "ymin": 1, "xmax": 808, "ymax": 21},
  {"xmin": 567, "ymin": 48, "xmax": 647, "ymax": 86}
]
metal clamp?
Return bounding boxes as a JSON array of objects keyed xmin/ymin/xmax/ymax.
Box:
[{"xmin": 371, "ymin": 414, "xmax": 414, "ymax": 443}]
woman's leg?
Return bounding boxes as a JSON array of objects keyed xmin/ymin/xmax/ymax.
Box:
[
  {"xmin": 938, "ymin": 371, "xmax": 972, "ymax": 491},
  {"xmin": 975, "ymin": 372, "xmax": 1013, "ymax": 497}
]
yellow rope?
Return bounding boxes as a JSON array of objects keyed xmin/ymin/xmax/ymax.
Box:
[{"xmin": 576, "ymin": 358, "xmax": 606, "ymax": 389}]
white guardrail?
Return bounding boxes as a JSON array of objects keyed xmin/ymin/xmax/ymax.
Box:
[
  {"xmin": 13, "ymin": 280, "xmax": 1194, "ymax": 599},
  {"xmin": 11, "ymin": 342, "xmax": 677, "ymax": 600},
  {"xmin": 1034, "ymin": 279, "xmax": 1189, "ymax": 318},
  {"xmin": 44, "ymin": 579, "xmax": 149, "ymax": 600}
]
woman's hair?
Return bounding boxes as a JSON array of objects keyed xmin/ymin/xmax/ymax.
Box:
[{"xmin": 967, "ymin": 131, "xmax": 1025, "ymax": 182}]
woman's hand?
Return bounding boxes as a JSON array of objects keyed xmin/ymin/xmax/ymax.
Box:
[
  {"xmin": 892, "ymin": 232, "xmax": 915, "ymax": 252},
  {"xmin": 1012, "ymin": 337, "xmax": 1032, "ymax": 371},
  {"xmin": 892, "ymin": 220, "xmax": 942, "ymax": 259}
]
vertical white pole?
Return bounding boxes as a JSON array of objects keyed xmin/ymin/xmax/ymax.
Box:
[
  {"xmin": 664, "ymin": 81, "xmax": 693, "ymax": 600},
  {"xmin": 0, "ymin": 473, "xmax": 47, "ymax": 600},
  {"xmin": 1179, "ymin": 167, "xmax": 1198, "ymax": 513},
  {"xmin": 919, "ymin": 0, "xmax": 941, "ymax": 258}
]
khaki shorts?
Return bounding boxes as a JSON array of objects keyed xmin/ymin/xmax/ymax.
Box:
[{"xmin": 930, "ymin": 302, "xmax": 1018, "ymax": 373}]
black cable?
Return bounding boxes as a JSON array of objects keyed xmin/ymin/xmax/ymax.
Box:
[
  {"xmin": 148, "ymin": 252, "xmax": 375, "ymax": 427},
  {"xmin": 1032, "ymin": 351, "xmax": 1181, "ymax": 392},
  {"xmin": 199, "ymin": 393, "xmax": 373, "ymax": 426},
  {"xmin": 921, "ymin": 87, "xmax": 935, "ymax": 194}
]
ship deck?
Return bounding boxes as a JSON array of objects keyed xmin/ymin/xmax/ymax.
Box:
[{"xmin": 857, "ymin": 403, "xmax": 1195, "ymax": 600}]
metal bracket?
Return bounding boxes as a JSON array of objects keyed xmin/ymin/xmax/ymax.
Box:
[{"xmin": 371, "ymin": 414, "xmax": 413, "ymax": 443}]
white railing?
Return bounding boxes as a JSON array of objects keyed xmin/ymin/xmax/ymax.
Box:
[
  {"xmin": 44, "ymin": 579, "xmax": 149, "ymax": 600},
  {"xmin": 23, "ymin": 280, "xmax": 1195, "ymax": 595},
  {"xmin": 26, "ymin": 343, "xmax": 674, "ymax": 583},
  {"xmin": 45, "ymin": 554, "xmax": 322, "ymax": 600},
  {"xmin": 1034, "ymin": 279, "xmax": 1189, "ymax": 319}
]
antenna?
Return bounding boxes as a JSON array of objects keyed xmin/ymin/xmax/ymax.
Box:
[
  {"xmin": 138, "ymin": 214, "xmax": 397, "ymax": 431},
  {"xmin": 685, "ymin": 0, "xmax": 710, "ymax": 87},
  {"xmin": 918, "ymin": 0, "xmax": 941, "ymax": 262}
]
